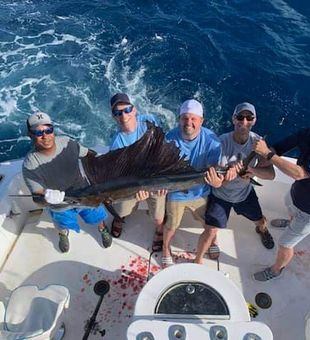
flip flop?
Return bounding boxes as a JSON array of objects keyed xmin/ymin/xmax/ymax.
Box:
[
  {"xmin": 111, "ymin": 218, "xmax": 123, "ymax": 238},
  {"xmin": 208, "ymin": 244, "xmax": 220, "ymax": 260},
  {"xmin": 152, "ymin": 231, "xmax": 163, "ymax": 252},
  {"xmin": 271, "ymin": 219, "xmax": 290, "ymax": 228}
]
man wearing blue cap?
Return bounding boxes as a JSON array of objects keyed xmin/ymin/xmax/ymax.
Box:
[
  {"xmin": 195, "ymin": 102, "xmax": 275, "ymax": 264},
  {"xmin": 109, "ymin": 93, "xmax": 166, "ymax": 252},
  {"xmin": 162, "ymin": 99, "xmax": 230, "ymax": 267},
  {"xmin": 23, "ymin": 112, "xmax": 112, "ymax": 253}
]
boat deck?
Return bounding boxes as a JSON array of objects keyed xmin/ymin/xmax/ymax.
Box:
[{"xmin": 0, "ymin": 177, "xmax": 310, "ymax": 339}]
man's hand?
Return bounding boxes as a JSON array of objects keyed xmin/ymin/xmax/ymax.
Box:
[
  {"xmin": 44, "ymin": 189, "xmax": 65, "ymax": 204},
  {"xmin": 135, "ymin": 190, "xmax": 150, "ymax": 201},
  {"xmin": 150, "ymin": 189, "xmax": 168, "ymax": 197},
  {"xmin": 204, "ymin": 167, "xmax": 224, "ymax": 188},
  {"xmin": 235, "ymin": 161, "xmax": 253, "ymax": 181},
  {"xmin": 224, "ymin": 166, "xmax": 237, "ymax": 182},
  {"xmin": 254, "ymin": 139, "xmax": 271, "ymax": 158}
]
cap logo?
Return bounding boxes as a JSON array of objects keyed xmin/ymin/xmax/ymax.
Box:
[{"xmin": 36, "ymin": 113, "xmax": 44, "ymax": 120}]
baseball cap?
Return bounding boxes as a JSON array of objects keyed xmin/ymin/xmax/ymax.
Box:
[
  {"xmin": 179, "ymin": 99, "xmax": 203, "ymax": 117},
  {"xmin": 110, "ymin": 93, "xmax": 131, "ymax": 109},
  {"xmin": 233, "ymin": 102, "xmax": 256, "ymax": 117},
  {"xmin": 27, "ymin": 112, "xmax": 53, "ymax": 131}
]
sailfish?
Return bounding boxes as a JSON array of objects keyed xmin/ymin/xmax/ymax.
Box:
[
  {"xmin": 13, "ymin": 122, "xmax": 261, "ymax": 216},
  {"xmin": 66, "ymin": 122, "xmax": 219, "ymax": 207}
]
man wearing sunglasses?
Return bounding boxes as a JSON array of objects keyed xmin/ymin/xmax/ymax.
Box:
[
  {"xmin": 22, "ymin": 112, "xmax": 112, "ymax": 253},
  {"xmin": 195, "ymin": 102, "xmax": 275, "ymax": 264},
  {"xmin": 109, "ymin": 93, "xmax": 166, "ymax": 252}
]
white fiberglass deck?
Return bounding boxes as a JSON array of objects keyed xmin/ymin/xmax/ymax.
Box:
[{"xmin": 0, "ymin": 167, "xmax": 310, "ymax": 339}]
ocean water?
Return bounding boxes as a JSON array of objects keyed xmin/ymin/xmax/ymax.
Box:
[{"xmin": 0, "ymin": 0, "xmax": 309, "ymax": 162}]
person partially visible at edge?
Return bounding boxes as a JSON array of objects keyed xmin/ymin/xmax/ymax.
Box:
[
  {"xmin": 22, "ymin": 112, "xmax": 112, "ymax": 253},
  {"xmin": 162, "ymin": 99, "xmax": 234, "ymax": 268},
  {"xmin": 253, "ymin": 128, "xmax": 310, "ymax": 282},
  {"xmin": 195, "ymin": 103, "xmax": 275, "ymax": 264},
  {"xmin": 109, "ymin": 93, "xmax": 167, "ymax": 252}
]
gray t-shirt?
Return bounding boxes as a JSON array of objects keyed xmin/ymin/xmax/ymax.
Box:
[
  {"xmin": 23, "ymin": 136, "xmax": 89, "ymax": 194},
  {"xmin": 212, "ymin": 131, "xmax": 260, "ymax": 203}
]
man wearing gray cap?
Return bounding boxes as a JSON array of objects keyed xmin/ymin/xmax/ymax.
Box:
[
  {"xmin": 162, "ymin": 99, "xmax": 230, "ymax": 267},
  {"xmin": 109, "ymin": 93, "xmax": 166, "ymax": 252},
  {"xmin": 23, "ymin": 112, "xmax": 112, "ymax": 253},
  {"xmin": 195, "ymin": 102, "xmax": 275, "ymax": 264}
]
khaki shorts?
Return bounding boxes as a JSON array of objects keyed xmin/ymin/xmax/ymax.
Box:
[
  {"xmin": 165, "ymin": 197, "xmax": 208, "ymax": 230},
  {"xmin": 114, "ymin": 194, "xmax": 166, "ymax": 222}
]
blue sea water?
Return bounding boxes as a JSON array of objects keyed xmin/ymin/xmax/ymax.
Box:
[{"xmin": 0, "ymin": 0, "xmax": 309, "ymax": 162}]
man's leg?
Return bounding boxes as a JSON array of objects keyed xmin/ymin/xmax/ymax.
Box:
[
  {"xmin": 194, "ymin": 195, "xmax": 230, "ymax": 263},
  {"xmin": 195, "ymin": 225, "xmax": 218, "ymax": 264},
  {"xmin": 147, "ymin": 194, "xmax": 166, "ymax": 251},
  {"xmin": 48, "ymin": 209, "xmax": 80, "ymax": 253},
  {"xmin": 79, "ymin": 206, "xmax": 112, "ymax": 248},
  {"xmin": 235, "ymin": 189, "xmax": 274, "ymax": 249},
  {"xmin": 162, "ymin": 201, "xmax": 185, "ymax": 263},
  {"xmin": 111, "ymin": 199, "xmax": 138, "ymax": 238},
  {"xmin": 272, "ymin": 245, "xmax": 294, "ymax": 273},
  {"xmin": 254, "ymin": 202, "xmax": 310, "ymax": 281}
]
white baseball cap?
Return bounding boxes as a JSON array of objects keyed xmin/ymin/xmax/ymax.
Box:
[{"xmin": 179, "ymin": 99, "xmax": 203, "ymax": 117}]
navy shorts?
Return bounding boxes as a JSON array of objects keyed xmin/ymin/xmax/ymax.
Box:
[
  {"xmin": 205, "ymin": 188, "xmax": 263, "ymax": 229},
  {"xmin": 49, "ymin": 206, "xmax": 108, "ymax": 233}
]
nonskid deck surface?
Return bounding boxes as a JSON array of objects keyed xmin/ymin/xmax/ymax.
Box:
[{"xmin": 1, "ymin": 179, "xmax": 310, "ymax": 339}]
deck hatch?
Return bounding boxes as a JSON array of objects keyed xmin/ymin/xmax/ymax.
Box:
[{"xmin": 155, "ymin": 281, "xmax": 229, "ymax": 316}]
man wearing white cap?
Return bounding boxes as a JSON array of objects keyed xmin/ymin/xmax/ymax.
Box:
[
  {"xmin": 195, "ymin": 102, "xmax": 275, "ymax": 264},
  {"xmin": 23, "ymin": 112, "xmax": 112, "ymax": 253},
  {"xmin": 162, "ymin": 99, "xmax": 228, "ymax": 267}
]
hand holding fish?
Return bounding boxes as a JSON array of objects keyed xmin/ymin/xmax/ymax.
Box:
[
  {"xmin": 150, "ymin": 189, "xmax": 168, "ymax": 197},
  {"xmin": 236, "ymin": 161, "xmax": 254, "ymax": 181},
  {"xmin": 135, "ymin": 190, "xmax": 150, "ymax": 201},
  {"xmin": 204, "ymin": 167, "xmax": 224, "ymax": 188},
  {"xmin": 224, "ymin": 166, "xmax": 238, "ymax": 182}
]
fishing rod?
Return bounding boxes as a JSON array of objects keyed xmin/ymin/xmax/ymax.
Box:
[{"xmin": 82, "ymin": 280, "xmax": 110, "ymax": 340}]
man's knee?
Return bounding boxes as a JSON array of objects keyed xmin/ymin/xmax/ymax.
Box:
[{"xmin": 202, "ymin": 225, "xmax": 218, "ymax": 239}]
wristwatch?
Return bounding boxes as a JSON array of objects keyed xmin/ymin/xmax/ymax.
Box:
[{"xmin": 266, "ymin": 151, "xmax": 275, "ymax": 160}]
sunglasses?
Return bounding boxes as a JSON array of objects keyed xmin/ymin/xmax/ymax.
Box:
[
  {"xmin": 235, "ymin": 114, "xmax": 255, "ymax": 121},
  {"xmin": 31, "ymin": 126, "xmax": 54, "ymax": 137},
  {"xmin": 112, "ymin": 105, "xmax": 134, "ymax": 117}
]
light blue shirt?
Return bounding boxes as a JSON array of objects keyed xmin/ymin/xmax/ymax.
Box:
[
  {"xmin": 166, "ymin": 126, "xmax": 221, "ymax": 201},
  {"xmin": 110, "ymin": 113, "xmax": 160, "ymax": 150}
]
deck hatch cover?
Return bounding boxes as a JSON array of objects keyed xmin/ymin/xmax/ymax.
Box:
[{"xmin": 155, "ymin": 281, "xmax": 229, "ymax": 315}]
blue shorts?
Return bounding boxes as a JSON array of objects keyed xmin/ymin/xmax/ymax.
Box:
[
  {"xmin": 49, "ymin": 206, "xmax": 108, "ymax": 233},
  {"xmin": 205, "ymin": 188, "xmax": 263, "ymax": 229}
]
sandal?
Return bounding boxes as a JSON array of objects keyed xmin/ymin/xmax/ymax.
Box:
[
  {"xmin": 208, "ymin": 244, "xmax": 220, "ymax": 260},
  {"xmin": 161, "ymin": 255, "xmax": 174, "ymax": 268},
  {"xmin": 271, "ymin": 218, "xmax": 290, "ymax": 228},
  {"xmin": 152, "ymin": 231, "xmax": 163, "ymax": 252},
  {"xmin": 255, "ymin": 226, "xmax": 274, "ymax": 249},
  {"xmin": 111, "ymin": 217, "xmax": 124, "ymax": 238}
]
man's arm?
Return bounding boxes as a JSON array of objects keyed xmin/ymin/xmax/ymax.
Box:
[
  {"xmin": 254, "ymin": 139, "xmax": 308, "ymax": 180},
  {"xmin": 249, "ymin": 156, "xmax": 275, "ymax": 180}
]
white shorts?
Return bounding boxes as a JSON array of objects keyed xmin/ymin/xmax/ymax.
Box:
[{"xmin": 279, "ymin": 193, "xmax": 310, "ymax": 248}]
